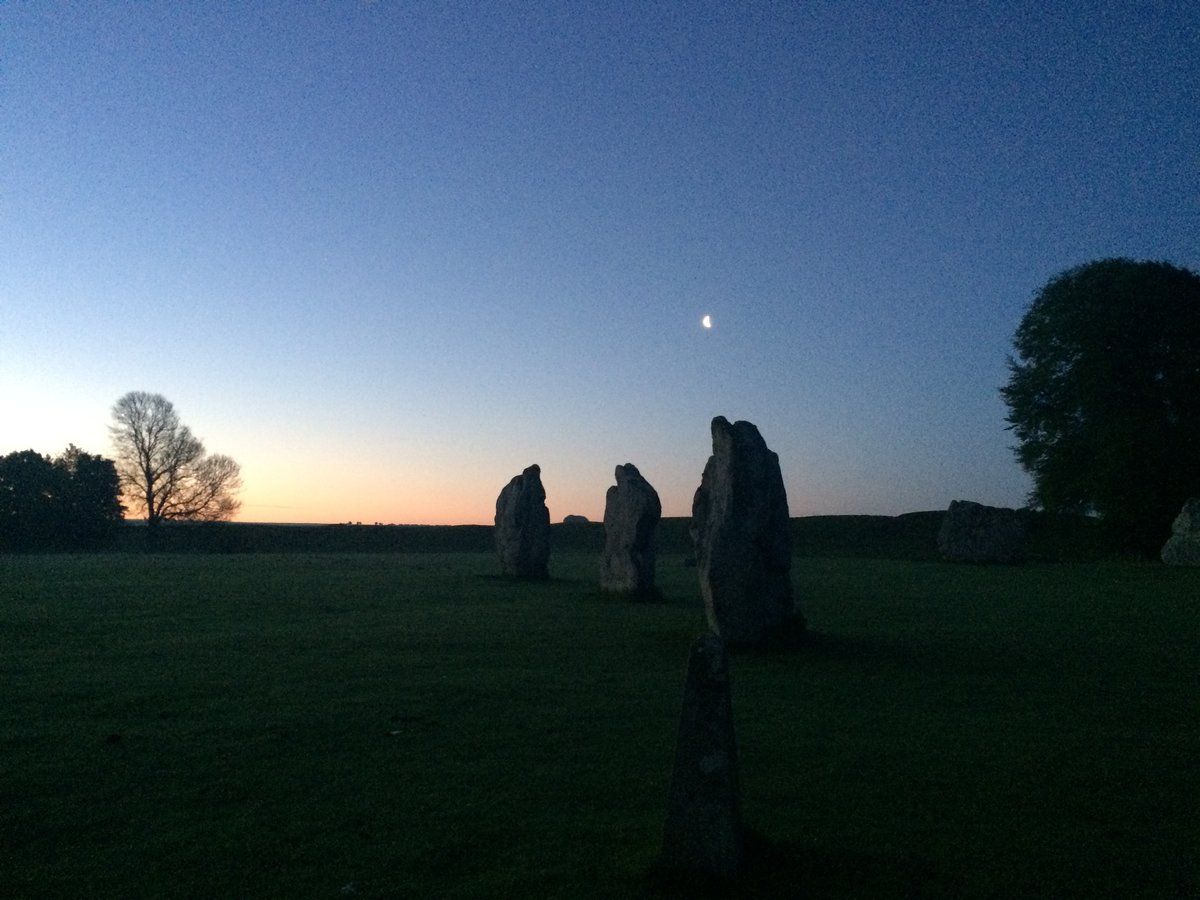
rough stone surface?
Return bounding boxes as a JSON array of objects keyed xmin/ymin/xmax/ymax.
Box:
[
  {"xmin": 600, "ymin": 463, "xmax": 662, "ymax": 596},
  {"xmin": 937, "ymin": 500, "xmax": 1026, "ymax": 563},
  {"xmin": 690, "ymin": 416, "xmax": 800, "ymax": 644},
  {"xmin": 494, "ymin": 464, "xmax": 550, "ymax": 578},
  {"xmin": 561, "ymin": 514, "xmax": 590, "ymax": 525},
  {"xmin": 1161, "ymin": 498, "xmax": 1200, "ymax": 565},
  {"xmin": 661, "ymin": 634, "xmax": 742, "ymax": 880}
]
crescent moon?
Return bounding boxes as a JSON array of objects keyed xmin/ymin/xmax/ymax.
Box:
[{"xmin": 702, "ymin": 315, "xmax": 712, "ymax": 329}]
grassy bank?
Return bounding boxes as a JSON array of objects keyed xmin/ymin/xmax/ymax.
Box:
[
  {"xmin": 102, "ymin": 510, "xmax": 1121, "ymax": 562},
  {"xmin": 2, "ymin": 553, "xmax": 1195, "ymax": 896}
]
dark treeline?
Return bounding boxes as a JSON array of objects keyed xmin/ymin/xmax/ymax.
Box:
[
  {"xmin": 100, "ymin": 510, "xmax": 1117, "ymax": 561},
  {"xmin": 111, "ymin": 523, "xmax": 498, "ymax": 554},
  {"xmin": 0, "ymin": 446, "xmax": 123, "ymax": 551}
]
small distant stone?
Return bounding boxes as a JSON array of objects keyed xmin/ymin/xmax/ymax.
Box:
[
  {"xmin": 562, "ymin": 514, "xmax": 590, "ymax": 525},
  {"xmin": 1161, "ymin": 498, "xmax": 1200, "ymax": 565},
  {"xmin": 937, "ymin": 500, "xmax": 1026, "ymax": 563}
]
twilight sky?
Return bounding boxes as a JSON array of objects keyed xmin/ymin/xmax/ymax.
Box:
[{"xmin": 3, "ymin": 2, "xmax": 1198, "ymax": 524}]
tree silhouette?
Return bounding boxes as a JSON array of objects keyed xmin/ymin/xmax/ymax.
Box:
[
  {"xmin": 110, "ymin": 392, "xmax": 242, "ymax": 529},
  {"xmin": 0, "ymin": 446, "xmax": 123, "ymax": 551},
  {"xmin": 58, "ymin": 444, "xmax": 124, "ymax": 548},
  {"xmin": 1001, "ymin": 258, "xmax": 1200, "ymax": 551},
  {"xmin": 0, "ymin": 450, "xmax": 63, "ymax": 550}
]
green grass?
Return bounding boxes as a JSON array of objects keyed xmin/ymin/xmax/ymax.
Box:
[{"xmin": 1, "ymin": 553, "xmax": 1196, "ymax": 898}]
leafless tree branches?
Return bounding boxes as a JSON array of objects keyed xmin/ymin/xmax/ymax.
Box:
[{"xmin": 109, "ymin": 391, "xmax": 242, "ymax": 527}]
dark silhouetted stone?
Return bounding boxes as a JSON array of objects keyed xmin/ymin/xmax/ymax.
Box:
[
  {"xmin": 600, "ymin": 463, "xmax": 661, "ymax": 596},
  {"xmin": 937, "ymin": 500, "xmax": 1026, "ymax": 563},
  {"xmin": 495, "ymin": 464, "xmax": 550, "ymax": 578},
  {"xmin": 561, "ymin": 514, "xmax": 590, "ymax": 525},
  {"xmin": 1161, "ymin": 498, "xmax": 1200, "ymax": 565},
  {"xmin": 690, "ymin": 416, "xmax": 800, "ymax": 644},
  {"xmin": 661, "ymin": 633, "xmax": 742, "ymax": 880}
]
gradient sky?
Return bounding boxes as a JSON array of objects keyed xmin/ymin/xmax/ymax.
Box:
[{"xmin": 3, "ymin": 2, "xmax": 1198, "ymax": 524}]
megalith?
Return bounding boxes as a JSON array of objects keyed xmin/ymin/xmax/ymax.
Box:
[
  {"xmin": 937, "ymin": 500, "xmax": 1026, "ymax": 563},
  {"xmin": 495, "ymin": 464, "xmax": 550, "ymax": 578},
  {"xmin": 690, "ymin": 416, "xmax": 800, "ymax": 644},
  {"xmin": 600, "ymin": 463, "xmax": 662, "ymax": 596},
  {"xmin": 1161, "ymin": 498, "xmax": 1200, "ymax": 565},
  {"xmin": 660, "ymin": 633, "xmax": 743, "ymax": 879}
]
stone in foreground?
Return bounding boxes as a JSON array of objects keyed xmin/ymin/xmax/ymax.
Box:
[
  {"xmin": 937, "ymin": 500, "xmax": 1026, "ymax": 563},
  {"xmin": 561, "ymin": 514, "xmax": 590, "ymax": 525},
  {"xmin": 690, "ymin": 416, "xmax": 800, "ymax": 644},
  {"xmin": 1161, "ymin": 498, "xmax": 1200, "ymax": 565},
  {"xmin": 661, "ymin": 633, "xmax": 742, "ymax": 880},
  {"xmin": 600, "ymin": 463, "xmax": 662, "ymax": 596},
  {"xmin": 494, "ymin": 464, "xmax": 550, "ymax": 578}
]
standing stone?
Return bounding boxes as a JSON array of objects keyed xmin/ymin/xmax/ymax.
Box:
[
  {"xmin": 494, "ymin": 464, "xmax": 550, "ymax": 578},
  {"xmin": 937, "ymin": 500, "xmax": 1026, "ymax": 563},
  {"xmin": 1160, "ymin": 498, "xmax": 1200, "ymax": 565},
  {"xmin": 600, "ymin": 463, "xmax": 662, "ymax": 596},
  {"xmin": 661, "ymin": 633, "xmax": 742, "ymax": 880},
  {"xmin": 691, "ymin": 416, "xmax": 800, "ymax": 644}
]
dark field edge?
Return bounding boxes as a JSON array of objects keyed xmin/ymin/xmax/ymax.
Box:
[{"xmin": 36, "ymin": 511, "xmax": 1127, "ymax": 561}]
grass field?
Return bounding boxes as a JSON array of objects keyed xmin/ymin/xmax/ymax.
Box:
[{"xmin": 2, "ymin": 552, "xmax": 1196, "ymax": 897}]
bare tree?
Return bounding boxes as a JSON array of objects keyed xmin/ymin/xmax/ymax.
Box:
[{"xmin": 109, "ymin": 391, "xmax": 242, "ymax": 528}]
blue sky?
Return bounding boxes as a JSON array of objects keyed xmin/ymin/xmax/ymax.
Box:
[{"xmin": 3, "ymin": 2, "xmax": 1198, "ymax": 523}]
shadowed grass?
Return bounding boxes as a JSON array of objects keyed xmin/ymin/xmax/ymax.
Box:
[{"xmin": 1, "ymin": 553, "xmax": 1195, "ymax": 897}]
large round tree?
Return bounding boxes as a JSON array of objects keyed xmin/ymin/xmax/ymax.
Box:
[{"xmin": 1001, "ymin": 258, "xmax": 1200, "ymax": 551}]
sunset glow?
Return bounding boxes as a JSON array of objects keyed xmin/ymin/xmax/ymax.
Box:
[{"xmin": 3, "ymin": 4, "xmax": 1196, "ymax": 525}]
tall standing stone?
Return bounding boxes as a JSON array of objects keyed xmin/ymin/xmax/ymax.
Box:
[
  {"xmin": 661, "ymin": 633, "xmax": 742, "ymax": 880},
  {"xmin": 937, "ymin": 500, "xmax": 1026, "ymax": 563},
  {"xmin": 691, "ymin": 416, "xmax": 800, "ymax": 644},
  {"xmin": 600, "ymin": 463, "xmax": 661, "ymax": 596},
  {"xmin": 494, "ymin": 464, "xmax": 550, "ymax": 578},
  {"xmin": 1160, "ymin": 498, "xmax": 1200, "ymax": 565}
]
